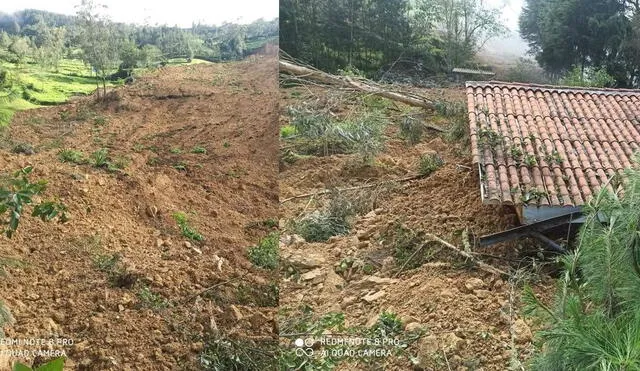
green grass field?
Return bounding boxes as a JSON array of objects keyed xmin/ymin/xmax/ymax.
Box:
[
  {"xmin": 0, "ymin": 57, "xmax": 211, "ymax": 126},
  {"xmin": 0, "ymin": 58, "xmax": 104, "ymax": 126}
]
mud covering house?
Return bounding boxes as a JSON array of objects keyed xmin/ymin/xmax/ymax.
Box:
[{"xmin": 466, "ymin": 81, "xmax": 640, "ymax": 249}]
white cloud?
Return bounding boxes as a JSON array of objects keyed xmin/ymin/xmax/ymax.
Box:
[{"xmin": 1, "ymin": 0, "xmax": 278, "ymax": 27}]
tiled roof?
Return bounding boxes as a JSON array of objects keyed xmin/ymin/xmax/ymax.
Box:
[{"xmin": 467, "ymin": 81, "xmax": 640, "ymax": 207}]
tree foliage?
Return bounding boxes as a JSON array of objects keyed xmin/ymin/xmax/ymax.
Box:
[
  {"xmin": 280, "ymin": 0, "xmax": 504, "ymax": 77},
  {"xmin": 75, "ymin": 0, "xmax": 120, "ymax": 97},
  {"xmin": 524, "ymin": 165, "xmax": 640, "ymax": 370},
  {"xmin": 520, "ymin": 0, "xmax": 640, "ymax": 87}
]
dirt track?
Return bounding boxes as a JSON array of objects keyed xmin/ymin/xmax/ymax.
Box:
[{"xmin": 0, "ymin": 57, "xmax": 278, "ymax": 369}]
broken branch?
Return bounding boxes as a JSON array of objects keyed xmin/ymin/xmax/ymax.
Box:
[
  {"xmin": 279, "ymin": 60, "xmax": 435, "ymax": 110},
  {"xmin": 280, "ymin": 174, "xmax": 422, "ymax": 204}
]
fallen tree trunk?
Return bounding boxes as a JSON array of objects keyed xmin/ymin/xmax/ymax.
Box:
[{"xmin": 279, "ymin": 60, "xmax": 435, "ymax": 110}]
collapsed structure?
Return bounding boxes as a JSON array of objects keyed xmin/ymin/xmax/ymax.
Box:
[{"xmin": 466, "ymin": 81, "xmax": 640, "ymax": 249}]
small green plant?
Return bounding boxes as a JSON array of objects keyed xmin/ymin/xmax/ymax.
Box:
[
  {"xmin": 94, "ymin": 252, "xmax": 120, "ymax": 273},
  {"xmin": 170, "ymin": 147, "xmax": 182, "ymax": 154},
  {"xmin": 172, "ymin": 212, "xmax": 204, "ymax": 241},
  {"xmin": 0, "ymin": 166, "xmax": 68, "ymax": 238},
  {"xmin": 280, "ymin": 125, "xmax": 297, "ymax": 138},
  {"xmin": 58, "ymin": 110, "xmax": 71, "ymax": 121},
  {"xmin": 478, "ymin": 127, "xmax": 503, "ymax": 148},
  {"xmin": 94, "ymin": 116, "xmax": 107, "ymax": 125},
  {"xmin": 524, "ymin": 154, "xmax": 538, "ymax": 167},
  {"xmin": 417, "ymin": 153, "xmax": 444, "ymax": 177},
  {"xmin": 191, "ymin": 145, "xmax": 207, "ymax": 154},
  {"xmin": 146, "ymin": 157, "xmax": 160, "ymax": 166},
  {"xmin": 173, "ymin": 163, "xmax": 187, "ymax": 171},
  {"xmin": 137, "ymin": 285, "xmax": 169, "ymax": 311},
  {"xmin": 223, "ymin": 141, "xmax": 230, "ymax": 148},
  {"xmin": 510, "ymin": 145, "xmax": 524, "ymax": 162},
  {"xmin": 13, "ymin": 357, "xmax": 65, "ymax": 371},
  {"xmin": 58, "ymin": 149, "xmax": 86, "ymax": 164},
  {"xmin": 543, "ymin": 149, "xmax": 563, "ymax": 165},
  {"xmin": 110, "ymin": 156, "xmax": 130, "ymax": 170},
  {"xmin": 520, "ymin": 188, "xmax": 548, "ymax": 205},
  {"xmin": 247, "ymin": 232, "xmax": 279, "ymax": 270},
  {"xmin": 91, "ymin": 148, "xmax": 109, "ymax": 167}
]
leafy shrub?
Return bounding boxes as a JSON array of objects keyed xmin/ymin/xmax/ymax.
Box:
[
  {"xmin": 417, "ymin": 153, "xmax": 444, "ymax": 176},
  {"xmin": 13, "ymin": 357, "xmax": 65, "ymax": 371},
  {"xmin": 559, "ymin": 66, "xmax": 616, "ymax": 88},
  {"xmin": 58, "ymin": 149, "xmax": 86, "ymax": 164},
  {"xmin": 524, "ymin": 165, "xmax": 640, "ymax": 370},
  {"xmin": 384, "ymin": 223, "xmax": 433, "ymax": 270},
  {"xmin": 247, "ymin": 232, "xmax": 279, "ymax": 270},
  {"xmin": 0, "ymin": 166, "xmax": 68, "ymax": 238}
]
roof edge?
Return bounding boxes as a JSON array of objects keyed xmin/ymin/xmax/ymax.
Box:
[{"xmin": 465, "ymin": 80, "xmax": 640, "ymax": 95}]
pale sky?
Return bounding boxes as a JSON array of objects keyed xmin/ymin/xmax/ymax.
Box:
[{"xmin": 0, "ymin": 0, "xmax": 279, "ymax": 27}]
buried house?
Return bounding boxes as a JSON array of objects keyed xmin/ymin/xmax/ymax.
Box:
[{"xmin": 466, "ymin": 81, "xmax": 640, "ymax": 249}]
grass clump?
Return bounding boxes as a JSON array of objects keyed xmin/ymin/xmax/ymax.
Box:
[
  {"xmin": 294, "ymin": 190, "xmax": 354, "ymax": 242},
  {"xmin": 58, "ymin": 149, "xmax": 86, "ymax": 164},
  {"xmin": 285, "ymin": 106, "xmax": 386, "ymax": 162},
  {"xmin": 90, "ymin": 148, "xmax": 109, "ymax": 167},
  {"xmin": 172, "ymin": 212, "xmax": 204, "ymax": 241},
  {"xmin": 191, "ymin": 145, "xmax": 207, "ymax": 154},
  {"xmin": 399, "ymin": 114, "xmax": 424, "ymax": 145},
  {"xmin": 524, "ymin": 164, "xmax": 640, "ymax": 370},
  {"xmin": 137, "ymin": 285, "xmax": 169, "ymax": 311},
  {"xmin": 247, "ymin": 232, "xmax": 279, "ymax": 270},
  {"xmin": 11, "ymin": 143, "xmax": 34, "ymax": 155},
  {"xmin": 417, "ymin": 153, "xmax": 444, "ymax": 177}
]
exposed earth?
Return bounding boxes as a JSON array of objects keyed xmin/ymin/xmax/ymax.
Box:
[
  {"xmin": 0, "ymin": 56, "xmax": 279, "ymax": 370},
  {"xmin": 279, "ymin": 85, "xmax": 554, "ymax": 370}
]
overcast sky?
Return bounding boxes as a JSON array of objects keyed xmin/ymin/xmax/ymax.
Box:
[{"xmin": 0, "ymin": 0, "xmax": 279, "ymax": 27}]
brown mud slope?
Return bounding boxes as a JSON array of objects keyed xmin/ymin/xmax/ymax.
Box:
[
  {"xmin": 279, "ymin": 87, "xmax": 554, "ymax": 370},
  {"xmin": 0, "ymin": 57, "xmax": 278, "ymax": 369}
]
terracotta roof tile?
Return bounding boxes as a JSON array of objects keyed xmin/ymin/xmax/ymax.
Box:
[{"xmin": 467, "ymin": 81, "xmax": 640, "ymax": 207}]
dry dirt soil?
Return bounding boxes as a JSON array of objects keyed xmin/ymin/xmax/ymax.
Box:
[
  {"xmin": 279, "ymin": 86, "xmax": 554, "ymax": 370},
  {"xmin": 0, "ymin": 57, "xmax": 279, "ymax": 370}
]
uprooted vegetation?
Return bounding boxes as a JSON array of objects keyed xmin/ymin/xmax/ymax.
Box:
[
  {"xmin": 279, "ymin": 80, "xmax": 559, "ymax": 370},
  {"xmin": 1, "ymin": 58, "xmax": 280, "ymax": 370}
]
